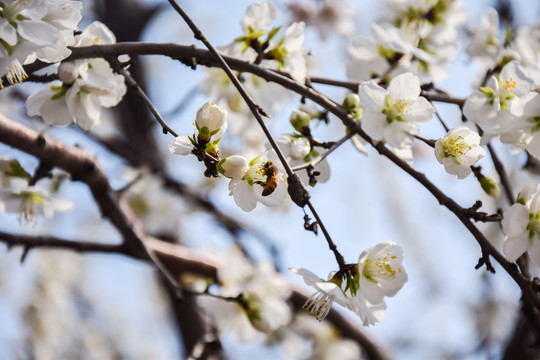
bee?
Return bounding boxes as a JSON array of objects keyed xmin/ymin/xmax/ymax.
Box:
[{"xmin": 258, "ymin": 161, "xmax": 280, "ymax": 196}]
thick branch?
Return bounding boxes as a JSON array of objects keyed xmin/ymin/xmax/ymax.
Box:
[
  {"xmin": 0, "ymin": 114, "xmax": 181, "ymax": 292},
  {"xmin": 0, "ymin": 231, "xmax": 390, "ymax": 360}
]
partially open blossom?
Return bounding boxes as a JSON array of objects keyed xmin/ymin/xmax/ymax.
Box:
[
  {"xmin": 480, "ymin": 177, "xmax": 501, "ymax": 198},
  {"xmin": 169, "ymin": 101, "xmax": 229, "ymax": 159},
  {"xmin": 435, "ymin": 126, "xmax": 486, "ymax": 179},
  {"xmin": 195, "ymin": 102, "xmax": 228, "ymax": 143},
  {"xmin": 218, "ymin": 155, "xmax": 250, "ymax": 179},
  {"xmin": 502, "ymin": 184, "xmax": 540, "ymax": 266},
  {"xmin": 290, "ymin": 110, "xmax": 311, "ymax": 134}
]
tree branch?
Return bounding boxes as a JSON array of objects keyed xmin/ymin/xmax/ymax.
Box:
[
  {"xmin": 0, "ymin": 113, "xmax": 181, "ymax": 293},
  {"xmin": 0, "ymin": 230, "xmax": 391, "ymax": 360},
  {"xmin": 60, "ymin": 43, "xmax": 540, "ymax": 316}
]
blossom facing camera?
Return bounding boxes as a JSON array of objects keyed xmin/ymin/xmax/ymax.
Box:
[
  {"xmin": 195, "ymin": 102, "xmax": 228, "ymax": 143},
  {"xmin": 359, "ymin": 72, "xmax": 435, "ymax": 149},
  {"xmin": 358, "ymin": 242, "xmax": 408, "ymax": 304},
  {"xmin": 435, "ymin": 126, "xmax": 486, "ymax": 179}
]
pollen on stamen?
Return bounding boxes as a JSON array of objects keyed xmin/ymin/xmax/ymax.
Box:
[
  {"xmin": 302, "ymin": 290, "xmax": 334, "ymax": 321},
  {"xmin": 6, "ymin": 59, "xmax": 28, "ymax": 85},
  {"xmin": 503, "ymin": 77, "xmax": 516, "ymax": 94},
  {"xmin": 395, "ymin": 98, "xmax": 412, "ymax": 115},
  {"xmin": 445, "ymin": 135, "xmax": 470, "ymax": 156}
]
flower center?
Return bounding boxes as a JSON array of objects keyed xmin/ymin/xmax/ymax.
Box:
[
  {"xmin": 382, "ymin": 95, "xmax": 412, "ymax": 124},
  {"xmin": 442, "ymin": 135, "xmax": 471, "ymax": 158},
  {"xmin": 501, "ymin": 77, "xmax": 516, "ymax": 96},
  {"xmin": 362, "ymin": 252, "xmax": 402, "ymax": 282}
]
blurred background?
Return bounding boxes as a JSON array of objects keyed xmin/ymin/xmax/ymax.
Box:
[{"xmin": 1, "ymin": 0, "xmax": 540, "ymax": 359}]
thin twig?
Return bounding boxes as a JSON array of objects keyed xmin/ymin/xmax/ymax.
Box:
[
  {"xmin": 292, "ymin": 132, "xmax": 353, "ymax": 172},
  {"xmin": 166, "ymin": 1, "xmax": 346, "ymax": 269},
  {"xmin": 0, "ymin": 231, "xmax": 128, "ymax": 255},
  {"xmin": 110, "ymin": 59, "xmax": 179, "ymax": 137},
  {"xmin": 60, "ymin": 42, "xmax": 540, "ymax": 318},
  {"xmin": 0, "ymin": 114, "xmax": 183, "ymax": 296},
  {"xmin": 433, "ymin": 105, "xmax": 450, "ymax": 133},
  {"xmin": 486, "ymin": 143, "xmax": 515, "ymax": 204}
]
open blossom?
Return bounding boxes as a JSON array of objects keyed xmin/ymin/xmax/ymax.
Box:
[
  {"xmin": 358, "ymin": 72, "xmax": 435, "ymax": 149},
  {"xmin": 290, "ymin": 242, "xmax": 407, "ymax": 326},
  {"xmin": 0, "ymin": 0, "xmax": 82, "ymax": 86},
  {"xmin": 499, "ymin": 93, "xmax": 540, "ymax": 160},
  {"xmin": 0, "ymin": 177, "xmax": 72, "ymax": 225},
  {"xmin": 357, "ymin": 242, "xmax": 408, "ymax": 304},
  {"xmin": 466, "ymin": 8, "xmax": 503, "ymax": 68},
  {"xmin": 198, "ymin": 246, "xmax": 291, "ymax": 341},
  {"xmin": 347, "ymin": 23, "xmax": 426, "ymax": 82},
  {"xmin": 435, "ymin": 126, "xmax": 486, "ymax": 179},
  {"xmin": 463, "ymin": 61, "xmax": 534, "ymax": 138},
  {"xmin": 502, "ymin": 185, "xmax": 540, "ymax": 266},
  {"xmin": 238, "ymin": 1, "xmax": 308, "ymax": 83},
  {"xmin": 218, "ymin": 151, "xmax": 287, "ymax": 212}
]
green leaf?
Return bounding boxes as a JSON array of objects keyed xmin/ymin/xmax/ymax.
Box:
[{"xmin": 5, "ymin": 160, "xmax": 31, "ymax": 181}]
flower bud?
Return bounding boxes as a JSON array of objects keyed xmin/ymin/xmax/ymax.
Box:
[
  {"xmin": 58, "ymin": 62, "xmax": 80, "ymax": 84},
  {"xmin": 480, "ymin": 177, "xmax": 501, "ymax": 198},
  {"xmin": 299, "ymin": 104, "xmax": 321, "ymax": 119},
  {"xmin": 196, "ymin": 102, "xmax": 228, "ymax": 142},
  {"xmin": 217, "ymin": 155, "xmax": 249, "ymax": 179},
  {"xmin": 289, "ymin": 137, "xmax": 311, "ymax": 160},
  {"xmin": 517, "ymin": 184, "xmax": 532, "ymax": 205},
  {"xmin": 342, "ymin": 93, "xmax": 361, "ymax": 112},
  {"xmin": 290, "ymin": 110, "xmax": 311, "ymax": 134}
]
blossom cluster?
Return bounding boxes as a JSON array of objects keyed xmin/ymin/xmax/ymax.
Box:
[
  {"xmin": 0, "ymin": 0, "xmax": 82, "ymax": 87},
  {"xmin": 347, "ymin": 0, "xmax": 466, "ymax": 82},
  {"xmin": 201, "ymin": 1, "xmax": 308, "ymax": 153},
  {"xmin": 26, "ymin": 21, "xmax": 126, "ymax": 131}
]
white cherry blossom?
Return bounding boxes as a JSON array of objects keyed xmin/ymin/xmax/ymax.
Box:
[
  {"xmin": 0, "ymin": 177, "xmax": 72, "ymax": 225},
  {"xmin": 463, "ymin": 61, "xmax": 534, "ymax": 137},
  {"xmin": 435, "ymin": 126, "xmax": 486, "ymax": 179},
  {"xmin": 502, "ymin": 184, "xmax": 540, "ymax": 266},
  {"xmin": 25, "ymin": 21, "xmax": 126, "ymax": 130},
  {"xmin": 219, "ymin": 151, "xmax": 287, "ymax": 212},
  {"xmin": 199, "ymin": 246, "xmax": 291, "ymax": 340},
  {"xmin": 466, "ymin": 8, "xmax": 502, "ymax": 68},
  {"xmin": 289, "ymin": 266, "xmax": 387, "ymax": 326},
  {"xmin": 241, "ymin": 1, "xmax": 277, "ymax": 33},
  {"xmin": 358, "ymin": 72, "xmax": 435, "ymax": 149},
  {"xmin": 357, "ymin": 242, "xmax": 408, "ymax": 304}
]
